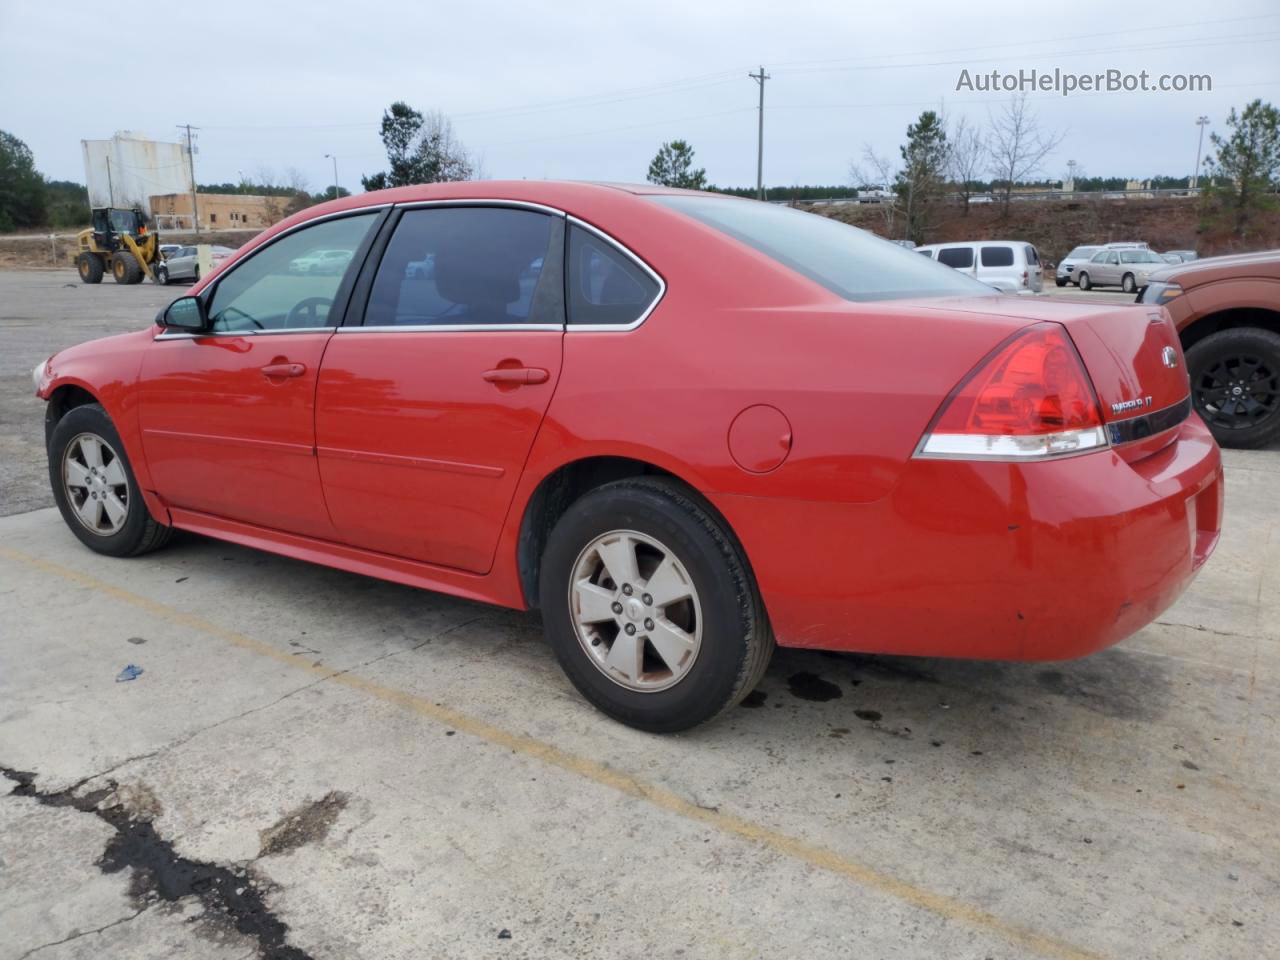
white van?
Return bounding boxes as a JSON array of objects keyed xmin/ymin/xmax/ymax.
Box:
[{"xmin": 914, "ymin": 240, "xmax": 1044, "ymax": 294}]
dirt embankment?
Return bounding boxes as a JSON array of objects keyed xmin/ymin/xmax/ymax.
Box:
[
  {"xmin": 814, "ymin": 196, "xmax": 1280, "ymax": 262},
  {"xmin": 0, "ymin": 229, "xmax": 261, "ymax": 270}
]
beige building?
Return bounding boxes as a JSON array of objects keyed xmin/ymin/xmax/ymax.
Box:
[{"xmin": 149, "ymin": 192, "xmax": 286, "ymax": 230}]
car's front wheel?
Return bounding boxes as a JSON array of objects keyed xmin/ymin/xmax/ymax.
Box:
[
  {"xmin": 539, "ymin": 477, "xmax": 773, "ymax": 732},
  {"xmin": 1055, "ymin": 277, "xmax": 1067, "ymax": 287},
  {"xmin": 48, "ymin": 403, "xmax": 173, "ymax": 557},
  {"xmin": 1186, "ymin": 328, "xmax": 1280, "ymax": 448},
  {"xmin": 1077, "ymin": 271, "xmax": 1092, "ymax": 290},
  {"xmin": 156, "ymin": 265, "xmax": 169, "ymax": 285}
]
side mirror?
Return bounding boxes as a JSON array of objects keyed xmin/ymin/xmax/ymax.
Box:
[{"xmin": 162, "ymin": 296, "xmax": 207, "ymax": 331}]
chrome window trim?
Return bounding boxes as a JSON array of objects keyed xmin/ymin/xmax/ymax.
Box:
[
  {"xmin": 154, "ymin": 326, "xmax": 335, "ymax": 341},
  {"xmin": 335, "ymin": 324, "xmax": 563, "ymax": 334},
  {"xmin": 565, "ymin": 215, "xmax": 666, "ymax": 332},
  {"xmin": 392, "ymin": 198, "xmax": 566, "ymax": 218}
]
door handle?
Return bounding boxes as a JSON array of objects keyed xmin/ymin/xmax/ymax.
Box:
[
  {"xmin": 261, "ymin": 362, "xmax": 306, "ymax": 378},
  {"xmin": 482, "ymin": 367, "xmax": 549, "ymax": 385}
]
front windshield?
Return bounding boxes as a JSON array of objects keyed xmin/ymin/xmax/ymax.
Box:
[{"xmin": 650, "ymin": 195, "xmax": 991, "ymax": 301}]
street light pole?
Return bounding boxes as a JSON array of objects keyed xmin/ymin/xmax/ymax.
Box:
[
  {"xmin": 1192, "ymin": 116, "xmax": 1210, "ymax": 191},
  {"xmin": 325, "ymin": 154, "xmax": 340, "ymax": 201}
]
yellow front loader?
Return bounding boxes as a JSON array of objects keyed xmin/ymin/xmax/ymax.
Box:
[{"xmin": 74, "ymin": 207, "xmax": 159, "ymax": 284}]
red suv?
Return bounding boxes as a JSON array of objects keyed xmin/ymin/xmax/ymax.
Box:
[{"xmin": 34, "ymin": 182, "xmax": 1222, "ymax": 731}]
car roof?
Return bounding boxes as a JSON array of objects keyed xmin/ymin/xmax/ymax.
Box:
[
  {"xmin": 917, "ymin": 240, "xmax": 1031, "ymax": 249},
  {"xmin": 1149, "ymin": 248, "xmax": 1280, "ymax": 284}
]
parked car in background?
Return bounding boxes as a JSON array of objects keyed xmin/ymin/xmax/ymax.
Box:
[
  {"xmin": 915, "ymin": 240, "xmax": 1043, "ymax": 293},
  {"xmin": 155, "ymin": 245, "xmax": 234, "ymax": 285},
  {"xmin": 1055, "ymin": 245, "xmax": 1100, "ymax": 286},
  {"xmin": 1075, "ymin": 248, "xmax": 1167, "ymax": 292},
  {"xmin": 159, "ymin": 244, "xmax": 183, "ymax": 261},
  {"xmin": 31, "ymin": 181, "xmax": 1221, "ymax": 731},
  {"xmin": 1139, "ymin": 249, "xmax": 1280, "ymax": 447},
  {"xmin": 290, "ymin": 248, "xmax": 354, "ymax": 274}
]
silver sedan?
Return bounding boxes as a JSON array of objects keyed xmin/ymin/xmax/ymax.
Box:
[
  {"xmin": 1074, "ymin": 248, "xmax": 1168, "ymax": 293},
  {"xmin": 156, "ymin": 246, "xmax": 234, "ymax": 285}
]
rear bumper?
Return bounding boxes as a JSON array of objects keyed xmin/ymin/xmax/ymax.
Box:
[{"xmin": 712, "ymin": 415, "xmax": 1223, "ymax": 660}]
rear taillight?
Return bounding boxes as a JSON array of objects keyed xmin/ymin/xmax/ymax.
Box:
[{"xmin": 916, "ymin": 323, "xmax": 1109, "ymax": 459}]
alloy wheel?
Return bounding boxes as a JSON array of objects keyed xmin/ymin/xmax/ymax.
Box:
[
  {"xmin": 62, "ymin": 433, "xmax": 129, "ymax": 535},
  {"xmin": 568, "ymin": 529, "xmax": 702, "ymax": 692},
  {"xmin": 1195, "ymin": 354, "xmax": 1279, "ymax": 431}
]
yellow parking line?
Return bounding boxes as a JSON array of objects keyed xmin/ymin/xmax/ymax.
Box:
[{"xmin": 2, "ymin": 545, "xmax": 1103, "ymax": 960}]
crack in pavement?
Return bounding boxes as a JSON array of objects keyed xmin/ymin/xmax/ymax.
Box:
[
  {"xmin": 17, "ymin": 905, "xmax": 151, "ymax": 960},
  {"xmin": 1, "ymin": 767, "xmax": 314, "ymax": 960}
]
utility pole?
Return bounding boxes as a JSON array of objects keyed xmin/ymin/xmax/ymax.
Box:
[
  {"xmin": 325, "ymin": 153, "xmax": 340, "ymax": 200},
  {"xmin": 1192, "ymin": 116, "xmax": 1210, "ymax": 191},
  {"xmin": 105, "ymin": 155, "xmax": 114, "ymax": 207},
  {"xmin": 1066, "ymin": 159, "xmax": 1078, "ymax": 193},
  {"xmin": 179, "ymin": 124, "xmax": 200, "ymax": 234},
  {"xmin": 749, "ymin": 66, "xmax": 770, "ymax": 201}
]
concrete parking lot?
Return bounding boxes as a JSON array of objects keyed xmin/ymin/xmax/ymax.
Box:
[{"xmin": 2, "ymin": 269, "xmax": 1277, "ymax": 960}]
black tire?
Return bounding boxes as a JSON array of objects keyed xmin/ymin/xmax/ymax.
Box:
[
  {"xmin": 112, "ymin": 254, "xmax": 143, "ymax": 285},
  {"xmin": 1054, "ymin": 277, "xmax": 1067, "ymax": 288},
  {"xmin": 1186, "ymin": 328, "xmax": 1280, "ymax": 449},
  {"xmin": 1121, "ymin": 273, "xmax": 1136, "ymax": 293},
  {"xmin": 48, "ymin": 403, "xmax": 174, "ymax": 557},
  {"xmin": 77, "ymin": 253, "xmax": 104, "ymax": 284},
  {"xmin": 192, "ymin": 266, "xmax": 200, "ymax": 283},
  {"xmin": 1077, "ymin": 271, "xmax": 1092, "ymax": 291},
  {"xmin": 156, "ymin": 265, "xmax": 169, "ymax": 285},
  {"xmin": 539, "ymin": 477, "xmax": 773, "ymax": 733}
]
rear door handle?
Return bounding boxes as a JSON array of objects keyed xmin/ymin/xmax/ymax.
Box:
[
  {"xmin": 482, "ymin": 367, "xmax": 549, "ymax": 385},
  {"xmin": 261, "ymin": 362, "xmax": 306, "ymax": 378}
]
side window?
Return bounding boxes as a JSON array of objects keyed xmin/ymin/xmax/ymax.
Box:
[
  {"xmin": 364, "ymin": 207, "xmax": 558, "ymax": 327},
  {"xmin": 937, "ymin": 247, "xmax": 974, "ymax": 269},
  {"xmin": 567, "ymin": 225, "xmax": 661, "ymax": 326},
  {"xmin": 1108, "ymin": 252, "xmax": 1120, "ymax": 265},
  {"xmin": 980, "ymin": 246, "xmax": 1015, "ymax": 267},
  {"xmin": 206, "ymin": 213, "xmax": 377, "ymax": 332}
]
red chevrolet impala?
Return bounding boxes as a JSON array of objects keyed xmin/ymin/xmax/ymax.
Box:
[{"xmin": 33, "ymin": 182, "xmax": 1223, "ymax": 731}]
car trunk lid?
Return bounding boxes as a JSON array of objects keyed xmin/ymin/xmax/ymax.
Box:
[{"xmin": 924, "ymin": 296, "xmax": 1191, "ymax": 454}]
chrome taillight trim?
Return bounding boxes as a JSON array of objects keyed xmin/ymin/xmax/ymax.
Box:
[{"xmin": 915, "ymin": 426, "xmax": 1110, "ymax": 461}]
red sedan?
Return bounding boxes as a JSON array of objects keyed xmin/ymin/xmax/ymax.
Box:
[{"xmin": 33, "ymin": 182, "xmax": 1223, "ymax": 731}]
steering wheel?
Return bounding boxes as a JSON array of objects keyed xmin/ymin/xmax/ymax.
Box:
[{"xmin": 286, "ymin": 297, "xmax": 334, "ymax": 328}]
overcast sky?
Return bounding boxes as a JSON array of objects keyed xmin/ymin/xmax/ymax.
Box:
[{"xmin": 3, "ymin": 0, "xmax": 1278, "ymax": 193}]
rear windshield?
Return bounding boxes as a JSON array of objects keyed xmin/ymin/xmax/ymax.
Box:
[{"xmin": 650, "ymin": 195, "xmax": 990, "ymax": 301}]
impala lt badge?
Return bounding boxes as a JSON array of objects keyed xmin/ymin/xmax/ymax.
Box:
[
  {"xmin": 1162, "ymin": 346, "xmax": 1178, "ymax": 368},
  {"xmin": 1111, "ymin": 396, "xmax": 1154, "ymax": 415}
]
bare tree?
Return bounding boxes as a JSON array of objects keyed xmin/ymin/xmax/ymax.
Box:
[
  {"xmin": 987, "ymin": 93, "xmax": 1064, "ymax": 215},
  {"xmin": 850, "ymin": 144, "xmax": 899, "ymax": 237},
  {"xmin": 947, "ymin": 115, "xmax": 986, "ymax": 215}
]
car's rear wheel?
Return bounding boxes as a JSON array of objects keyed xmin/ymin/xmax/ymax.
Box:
[
  {"xmin": 1187, "ymin": 328, "xmax": 1280, "ymax": 448},
  {"xmin": 1121, "ymin": 273, "xmax": 1136, "ymax": 293},
  {"xmin": 539, "ymin": 477, "xmax": 773, "ymax": 732},
  {"xmin": 1077, "ymin": 271, "xmax": 1092, "ymax": 291},
  {"xmin": 48, "ymin": 403, "xmax": 173, "ymax": 557}
]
